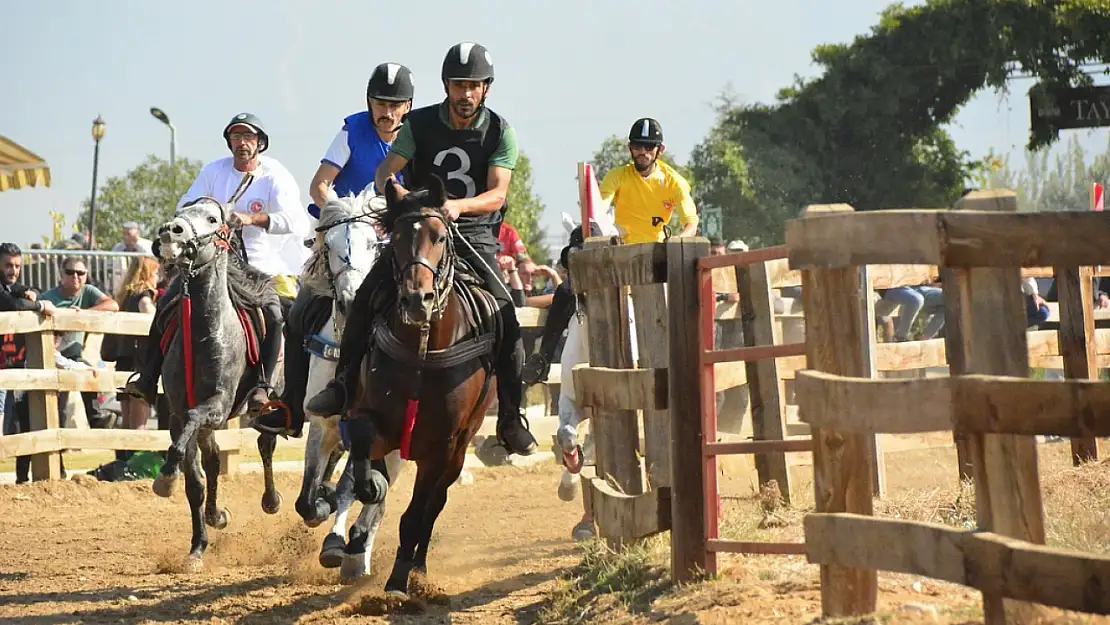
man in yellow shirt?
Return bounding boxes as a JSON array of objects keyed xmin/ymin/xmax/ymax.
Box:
[{"xmin": 597, "ymin": 117, "xmax": 699, "ymax": 243}]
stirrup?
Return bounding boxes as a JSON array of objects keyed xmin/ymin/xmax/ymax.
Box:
[
  {"xmin": 118, "ymin": 371, "xmax": 154, "ymax": 403},
  {"xmin": 249, "ymin": 400, "xmax": 297, "ymax": 438}
]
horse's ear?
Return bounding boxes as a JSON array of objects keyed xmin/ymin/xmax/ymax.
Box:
[
  {"xmin": 384, "ymin": 178, "xmax": 402, "ymax": 206},
  {"xmin": 425, "ymin": 174, "xmax": 447, "ymax": 209}
]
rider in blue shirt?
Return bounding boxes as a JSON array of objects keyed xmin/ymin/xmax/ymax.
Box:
[{"xmin": 253, "ymin": 62, "xmax": 414, "ymax": 437}]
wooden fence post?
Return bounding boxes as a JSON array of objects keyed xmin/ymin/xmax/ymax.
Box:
[
  {"xmin": 859, "ymin": 265, "xmax": 886, "ymax": 498},
  {"xmin": 630, "ymin": 283, "xmax": 671, "ymax": 488},
  {"xmin": 1054, "ymin": 264, "xmax": 1101, "ymax": 464},
  {"xmin": 736, "ymin": 260, "xmax": 792, "ymax": 503},
  {"xmin": 25, "ymin": 325, "xmax": 62, "ymax": 481},
  {"xmin": 797, "ymin": 204, "xmax": 877, "ymax": 617},
  {"xmin": 667, "ymin": 237, "xmax": 712, "ymax": 582},
  {"xmin": 944, "ymin": 190, "xmax": 1047, "ymax": 624}
]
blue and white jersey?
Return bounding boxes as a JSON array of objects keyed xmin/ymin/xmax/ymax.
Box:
[{"xmin": 309, "ymin": 111, "xmax": 402, "ymax": 218}]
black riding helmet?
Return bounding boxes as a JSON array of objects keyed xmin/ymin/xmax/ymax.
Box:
[
  {"xmin": 367, "ymin": 62, "xmax": 415, "ymax": 102},
  {"xmin": 629, "ymin": 117, "xmax": 664, "ymax": 145},
  {"xmin": 223, "ymin": 112, "xmax": 269, "ymax": 153},
  {"xmin": 560, "ymin": 220, "xmax": 604, "ymax": 269},
  {"xmin": 441, "ymin": 41, "xmax": 495, "ymax": 85}
]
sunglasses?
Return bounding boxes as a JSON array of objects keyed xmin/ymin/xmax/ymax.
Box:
[{"xmin": 64, "ymin": 269, "xmax": 87, "ymax": 277}]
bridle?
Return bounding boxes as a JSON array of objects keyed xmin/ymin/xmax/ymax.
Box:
[
  {"xmin": 391, "ymin": 208, "xmax": 456, "ymax": 324},
  {"xmin": 170, "ymin": 197, "xmax": 236, "ymax": 282},
  {"xmin": 315, "ymin": 210, "xmax": 377, "ymax": 339}
]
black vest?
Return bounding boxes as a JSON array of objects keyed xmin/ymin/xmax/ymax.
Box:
[{"xmin": 404, "ymin": 102, "xmax": 507, "ymax": 239}]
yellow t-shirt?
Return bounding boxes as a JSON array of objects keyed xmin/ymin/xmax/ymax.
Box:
[
  {"xmin": 272, "ymin": 274, "xmax": 299, "ymax": 300},
  {"xmin": 597, "ymin": 160, "xmax": 698, "ymax": 244}
]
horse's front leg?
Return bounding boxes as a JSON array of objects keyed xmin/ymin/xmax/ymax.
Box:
[
  {"xmin": 347, "ymin": 413, "xmax": 389, "ymax": 505},
  {"xmin": 296, "ymin": 416, "xmax": 341, "ymax": 527},
  {"xmin": 257, "ymin": 432, "xmax": 282, "ymax": 514},
  {"xmin": 154, "ymin": 405, "xmax": 204, "ymax": 498},
  {"xmin": 384, "ymin": 456, "xmax": 441, "ymax": 597},
  {"xmin": 182, "ymin": 439, "xmax": 208, "ymax": 572},
  {"xmin": 341, "ymin": 450, "xmax": 404, "ymax": 582},
  {"xmin": 199, "ymin": 429, "xmax": 231, "ymax": 530}
]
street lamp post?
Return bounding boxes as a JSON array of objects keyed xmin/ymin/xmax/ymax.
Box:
[
  {"xmin": 87, "ymin": 115, "xmax": 106, "ymax": 250},
  {"xmin": 149, "ymin": 107, "xmax": 176, "ymax": 166}
]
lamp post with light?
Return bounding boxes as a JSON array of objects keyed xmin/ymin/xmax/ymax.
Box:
[
  {"xmin": 87, "ymin": 115, "xmax": 106, "ymax": 250},
  {"xmin": 149, "ymin": 107, "xmax": 176, "ymax": 167}
]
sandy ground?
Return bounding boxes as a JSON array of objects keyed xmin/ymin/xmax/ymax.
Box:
[{"xmin": 0, "ymin": 463, "xmax": 584, "ymax": 624}]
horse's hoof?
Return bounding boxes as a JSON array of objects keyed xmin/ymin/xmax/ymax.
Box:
[
  {"xmin": 182, "ymin": 555, "xmax": 204, "ymax": 574},
  {"xmin": 206, "ymin": 507, "xmax": 230, "ymax": 530},
  {"xmin": 571, "ymin": 520, "xmax": 596, "ymax": 542},
  {"xmin": 261, "ymin": 491, "xmax": 283, "ymax": 515},
  {"xmin": 339, "ymin": 555, "xmax": 369, "ymax": 583},
  {"xmin": 319, "ymin": 534, "xmax": 346, "ymax": 569},
  {"xmin": 384, "ymin": 589, "xmax": 409, "ymax": 599},
  {"xmin": 152, "ymin": 473, "xmax": 178, "ymax": 498},
  {"xmin": 558, "ymin": 470, "xmax": 581, "ymax": 502}
]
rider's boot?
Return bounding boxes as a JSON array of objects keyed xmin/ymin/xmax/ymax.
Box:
[
  {"xmin": 521, "ymin": 281, "xmax": 576, "ymax": 386},
  {"xmin": 248, "ymin": 301, "xmax": 284, "ymax": 417},
  {"xmin": 495, "ymin": 315, "xmax": 538, "ymax": 456},
  {"xmin": 253, "ymin": 292, "xmax": 312, "ymax": 437}
]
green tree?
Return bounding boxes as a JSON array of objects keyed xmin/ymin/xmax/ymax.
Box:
[
  {"xmin": 987, "ymin": 134, "xmax": 1110, "ymax": 212},
  {"xmin": 78, "ymin": 155, "xmax": 202, "ymax": 249},
  {"xmin": 708, "ymin": 0, "xmax": 1110, "ymax": 224},
  {"xmin": 505, "ymin": 151, "xmax": 550, "ymax": 263}
]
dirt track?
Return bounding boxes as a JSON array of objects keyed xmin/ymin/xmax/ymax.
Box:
[{"xmin": 0, "ymin": 464, "xmax": 584, "ymax": 624}]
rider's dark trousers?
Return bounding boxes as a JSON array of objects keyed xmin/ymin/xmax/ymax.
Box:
[
  {"xmin": 136, "ymin": 275, "xmax": 284, "ymax": 392},
  {"xmin": 331, "ymin": 238, "xmax": 525, "ymax": 417},
  {"xmin": 536, "ymin": 280, "xmax": 576, "ymax": 362},
  {"xmin": 280, "ymin": 287, "xmax": 315, "ymax": 426}
]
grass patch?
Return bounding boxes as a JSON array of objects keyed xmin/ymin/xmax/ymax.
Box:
[{"xmin": 537, "ymin": 534, "xmax": 672, "ymax": 625}]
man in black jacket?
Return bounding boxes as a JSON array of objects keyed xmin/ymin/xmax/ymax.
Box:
[{"xmin": 0, "ymin": 243, "xmax": 57, "ymax": 482}]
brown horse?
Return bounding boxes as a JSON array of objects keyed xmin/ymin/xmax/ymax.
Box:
[{"xmin": 344, "ymin": 175, "xmax": 500, "ymax": 598}]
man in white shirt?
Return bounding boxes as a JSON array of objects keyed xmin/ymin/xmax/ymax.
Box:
[{"xmin": 123, "ymin": 113, "xmax": 308, "ymax": 414}]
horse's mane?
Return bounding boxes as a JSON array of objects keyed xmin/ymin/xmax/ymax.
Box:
[
  {"xmin": 369, "ymin": 185, "xmax": 447, "ymax": 234},
  {"xmin": 226, "ymin": 241, "xmax": 274, "ymax": 310}
]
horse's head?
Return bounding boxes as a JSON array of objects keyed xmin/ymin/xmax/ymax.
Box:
[
  {"xmin": 377, "ymin": 176, "xmax": 451, "ymax": 326},
  {"xmin": 158, "ymin": 197, "xmax": 233, "ymax": 269},
  {"xmin": 305, "ymin": 189, "xmax": 382, "ymax": 309}
]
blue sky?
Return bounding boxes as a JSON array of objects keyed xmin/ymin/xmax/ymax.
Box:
[{"xmin": 2, "ymin": 0, "xmax": 1106, "ymax": 252}]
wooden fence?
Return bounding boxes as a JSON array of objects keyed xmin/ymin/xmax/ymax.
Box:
[
  {"xmin": 790, "ymin": 192, "xmax": 1110, "ymax": 623},
  {"xmin": 0, "ymin": 309, "xmax": 246, "ymax": 480}
]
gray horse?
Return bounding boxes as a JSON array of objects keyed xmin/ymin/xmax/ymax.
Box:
[{"xmin": 152, "ymin": 196, "xmax": 281, "ymax": 572}]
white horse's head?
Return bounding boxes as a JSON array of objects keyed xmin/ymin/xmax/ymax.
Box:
[
  {"xmin": 160, "ymin": 197, "xmax": 234, "ymax": 268},
  {"xmin": 303, "ymin": 187, "xmax": 381, "ymax": 310}
]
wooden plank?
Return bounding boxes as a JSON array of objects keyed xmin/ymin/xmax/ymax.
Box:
[
  {"xmin": 581, "ymin": 241, "xmax": 644, "ymax": 510},
  {"xmin": 737, "ymin": 259, "xmax": 794, "ymax": 504},
  {"xmin": 797, "ymin": 203, "xmax": 878, "ymax": 617},
  {"xmin": 870, "ymin": 264, "xmax": 936, "ymax": 290},
  {"xmin": 796, "ymin": 370, "xmax": 1110, "ymax": 438},
  {"xmin": 0, "ymin": 427, "xmax": 246, "ymax": 459},
  {"xmin": 0, "ymin": 309, "xmax": 154, "ymax": 336},
  {"xmin": 804, "ymin": 513, "xmax": 968, "ymax": 587},
  {"xmin": 515, "ymin": 306, "xmax": 547, "ymax": 329},
  {"xmin": 569, "ymin": 242, "xmax": 667, "ymax": 293},
  {"xmin": 583, "ymin": 479, "xmax": 670, "ymax": 546},
  {"xmin": 787, "ymin": 207, "xmax": 1110, "ymax": 270},
  {"xmin": 0, "ymin": 368, "xmax": 165, "ymax": 393},
  {"xmin": 630, "ymin": 282, "xmax": 672, "ymax": 489},
  {"xmin": 786, "ymin": 210, "xmax": 945, "ymax": 269},
  {"xmin": 859, "ymin": 266, "xmax": 886, "ymax": 498},
  {"xmin": 666, "ymin": 237, "xmax": 713, "ymax": 581},
  {"xmin": 704, "ymin": 342, "xmax": 805, "ymax": 365},
  {"xmin": 705, "ymin": 438, "xmax": 812, "ymax": 455},
  {"xmin": 572, "ymin": 361, "xmax": 747, "ymax": 412},
  {"xmin": 941, "ymin": 210, "xmax": 1110, "ymax": 268},
  {"xmin": 1054, "ymin": 266, "xmax": 1101, "ymax": 464},
  {"xmin": 707, "ymin": 539, "xmax": 807, "ymax": 555},
  {"xmin": 805, "ymin": 513, "xmax": 1110, "ymax": 616}
]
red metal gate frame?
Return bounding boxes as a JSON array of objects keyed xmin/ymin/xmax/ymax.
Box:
[{"xmin": 696, "ymin": 245, "xmax": 812, "ymax": 573}]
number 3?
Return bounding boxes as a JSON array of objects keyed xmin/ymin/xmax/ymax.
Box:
[{"xmin": 433, "ymin": 147, "xmax": 477, "ymax": 198}]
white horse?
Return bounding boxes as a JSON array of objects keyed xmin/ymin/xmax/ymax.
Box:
[
  {"xmin": 293, "ymin": 190, "xmax": 405, "ymax": 581},
  {"xmin": 553, "ymin": 211, "xmax": 638, "ymax": 541}
]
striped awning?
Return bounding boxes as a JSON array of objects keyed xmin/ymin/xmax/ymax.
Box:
[{"xmin": 0, "ymin": 135, "xmax": 50, "ymax": 192}]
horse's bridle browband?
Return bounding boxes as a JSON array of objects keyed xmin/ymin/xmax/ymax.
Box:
[{"xmin": 315, "ymin": 210, "xmax": 377, "ymax": 339}]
